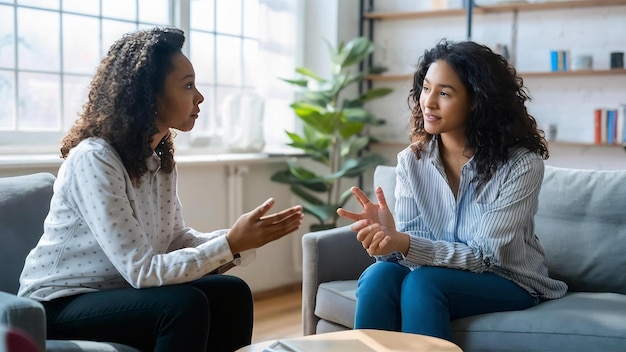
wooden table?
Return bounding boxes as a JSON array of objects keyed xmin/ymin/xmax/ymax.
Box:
[{"xmin": 237, "ymin": 329, "xmax": 463, "ymax": 352}]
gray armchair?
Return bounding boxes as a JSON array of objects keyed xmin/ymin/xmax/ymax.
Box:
[
  {"xmin": 0, "ymin": 173, "xmax": 139, "ymax": 352},
  {"xmin": 301, "ymin": 165, "xmax": 396, "ymax": 335}
]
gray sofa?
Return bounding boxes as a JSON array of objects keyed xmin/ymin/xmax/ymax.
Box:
[
  {"xmin": 302, "ymin": 165, "xmax": 626, "ymax": 351},
  {"xmin": 0, "ymin": 173, "xmax": 139, "ymax": 352}
]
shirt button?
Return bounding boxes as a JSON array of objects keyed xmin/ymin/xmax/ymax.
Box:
[{"xmin": 219, "ymin": 259, "xmax": 227, "ymax": 264}]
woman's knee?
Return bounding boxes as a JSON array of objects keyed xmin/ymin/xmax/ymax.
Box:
[
  {"xmin": 357, "ymin": 261, "xmax": 409, "ymax": 297},
  {"xmin": 400, "ymin": 266, "xmax": 452, "ymax": 298},
  {"xmin": 191, "ymin": 275, "xmax": 252, "ymax": 306},
  {"xmin": 221, "ymin": 275, "xmax": 252, "ymax": 301},
  {"xmin": 160, "ymin": 285, "xmax": 210, "ymax": 321}
]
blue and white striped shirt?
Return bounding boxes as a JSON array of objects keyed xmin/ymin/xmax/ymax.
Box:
[{"xmin": 390, "ymin": 139, "xmax": 568, "ymax": 300}]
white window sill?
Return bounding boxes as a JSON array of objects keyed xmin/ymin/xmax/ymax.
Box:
[{"xmin": 0, "ymin": 145, "xmax": 304, "ymax": 170}]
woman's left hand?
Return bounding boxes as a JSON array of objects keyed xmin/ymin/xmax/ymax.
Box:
[
  {"xmin": 337, "ymin": 186, "xmax": 408, "ymax": 256},
  {"xmin": 337, "ymin": 186, "xmax": 396, "ymax": 230}
]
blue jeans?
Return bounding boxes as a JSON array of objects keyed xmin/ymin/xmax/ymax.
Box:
[{"xmin": 355, "ymin": 261, "xmax": 537, "ymax": 341}]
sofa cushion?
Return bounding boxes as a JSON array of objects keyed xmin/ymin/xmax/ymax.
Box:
[
  {"xmin": 315, "ymin": 280, "xmax": 626, "ymax": 352},
  {"xmin": 0, "ymin": 173, "xmax": 55, "ymax": 294},
  {"xmin": 535, "ymin": 166, "xmax": 626, "ymax": 294},
  {"xmin": 315, "ymin": 281, "xmax": 358, "ymax": 330},
  {"xmin": 452, "ymin": 292, "xmax": 626, "ymax": 352}
]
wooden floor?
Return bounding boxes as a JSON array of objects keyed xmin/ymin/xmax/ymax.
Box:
[{"xmin": 251, "ymin": 285, "xmax": 303, "ymax": 344}]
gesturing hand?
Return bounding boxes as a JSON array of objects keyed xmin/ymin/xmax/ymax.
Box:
[
  {"xmin": 337, "ymin": 186, "xmax": 396, "ymax": 231},
  {"xmin": 226, "ymin": 198, "xmax": 303, "ymax": 255},
  {"xmin": 337, "ymin": 186, "xmax": 406, "ymax": 256}
]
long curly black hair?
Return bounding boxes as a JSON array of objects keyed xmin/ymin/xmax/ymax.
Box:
[
  {"xmin": 61, "ymin": 27, "xmax": 184, "ymax": 186},
  {"xmin": 407, "ymin": 39, "xmax": 548, "ymax": 186}
]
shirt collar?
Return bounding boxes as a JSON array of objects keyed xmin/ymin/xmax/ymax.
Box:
[
  {"xmin": 147, "ymin": 152, "xmax": 161, "ymax": 172},
  {"xmin": 427, "ymin": 136, "xmax": 476, "ymax": 173}
]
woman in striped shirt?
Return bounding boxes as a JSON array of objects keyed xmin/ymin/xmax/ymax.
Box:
[{"xmin": 337, "ymin": 40, "xmax": 567, "ymax": 341}]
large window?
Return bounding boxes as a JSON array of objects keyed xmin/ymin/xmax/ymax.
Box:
[{"xmin": 0, "ymin": 0, "xmax": 300, "ymax": 152}]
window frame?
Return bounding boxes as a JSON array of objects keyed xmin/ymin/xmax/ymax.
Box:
[{"xmin": 0, "ymin": 0, "xmax": 302, "ymax": 154}]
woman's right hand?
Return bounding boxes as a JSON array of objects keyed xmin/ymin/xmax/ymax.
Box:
[{"xmin": 226, "ymin": 198, "xmax": 303, "ymax": 255}]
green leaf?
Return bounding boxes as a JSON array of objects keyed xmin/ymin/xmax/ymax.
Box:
[
  {"xmin": 270, "ymin": 168, "xmax": 329, "ymax": 192},
  {"xmin": 344, "ymin": 110, "xmax": 385, "ymax": 126},
  {"xmin": 357, "ymin": 87, "xmax": 394, "ymax": 103},
  {"xmin": 280, "ymin": 78, "xmax": 309, "ymax": 87},
  {"xmin": 285, "ymin": 131, "xmax": 306, "ymax": 145},
  {"xmin": 346, "ymin": 71, "xmax": 367, "ymax": 85},
  {"xmin": 295, "ymin": 67, "xmax": 325, "ymax": 81},
  {"xmin": 335, "ymin": 37, "xmax": 375, "ymax": 68},
  {"xmin": 341, "ymin": 135, "xmax": 370, "ymax": 157},
  {"xmin": 325, "ymin": 154, "xmax": 387, "ymax": 180},
  {"xmin": 301, "ymin": 203, "xmax": 339, "ymax": 225},
  {"xmin": 290, "ymin": 185, "xmax": 325, "ymax": 205},
  {"xmin": 301, "ymin": 205, "xmax": 325, "ymax": 224},
  {"xmin": 300, "ymin": 91, "xmax": 332, "ymax": 107},
  {"xmin": 297, "ymin": 109, "xmax": 342, "ymax": 135},
  {"xmin": 338, "ymin": 120, "xmax": 365, "ymax": 139}
]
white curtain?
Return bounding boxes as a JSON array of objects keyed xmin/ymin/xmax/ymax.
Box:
[{"xmin": 257, "ymin": 0, "xmax": 302, "ymax": 150}]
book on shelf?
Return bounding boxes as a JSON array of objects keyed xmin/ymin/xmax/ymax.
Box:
[
  {"xmin": 594, "ymin": 105, "xmax": 626, "ymax": 145},
  {"xmin": 550, "ymin": 50, "xmax": 568, "ymax": 72}
]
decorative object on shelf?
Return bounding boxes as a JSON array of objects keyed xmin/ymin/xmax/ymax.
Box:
[
  {"xmin": 271, "ymin": 37, "xmax": 393, "ymax": 229},
  {"xmin": 572, "ymin": 54, "xmax": 593, "ymax": 71},
  {"xmin": 610, "ymin": 51, "xmax": 624, "ymax": 69}
]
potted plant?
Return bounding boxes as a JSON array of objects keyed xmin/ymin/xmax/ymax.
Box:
[{"xmin": 271, "ymin": 36, "xmax": 392, "ymax": 230}]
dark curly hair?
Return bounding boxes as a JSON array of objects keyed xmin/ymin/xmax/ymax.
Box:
[
  {"xmin": 61, "ymin": 27, "xmax": 184, "ymax": 186},
  {"xmin": 407, "ymin": 39, "xmax": 548, "ymax": 186}
]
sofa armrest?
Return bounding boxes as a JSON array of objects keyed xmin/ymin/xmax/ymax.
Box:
[
  {"xmin": 0, "ymin": 292, "xmax": 46, "ymax": 352},
  {"xmin": 301, "ymin": 225, "xmax": 375, "ymax": 335}
]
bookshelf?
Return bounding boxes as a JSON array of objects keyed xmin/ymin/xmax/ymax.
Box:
[
  {"xmin": 362, "ymin": 0, "xmax": 626, "ymax": 20},
  {"xmin": 359, "ymin": 0, "xmax": 626, "ymax": 147},
  {"xmin": 366, "ymin": 68, "xmax": 626, "ymax": 81}
]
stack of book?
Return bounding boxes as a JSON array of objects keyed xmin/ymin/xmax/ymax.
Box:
[
  {"xmin": 594, "ymin": 105, "xmax": 626, "ymax": 145},
  {"xmin": 550, "ymin": 50, "xmax": 569, "ymax": 71}
]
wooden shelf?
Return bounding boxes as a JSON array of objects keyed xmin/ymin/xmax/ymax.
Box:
[
  {"xmin": 363, "ymin": 8, "xmax": 466, "ymax": 20},
  {"xmin": 549, "ymin": 141, "xmax": 626, "ymax": 148},
  {"xmin": 366, "ymin": 69, "xmax": 626, "ymax": 81},
  {"xmin": 477, "ymin": 0, "xmax": 626, "ymax": 13},
  {"xmin": 522, "ymin": 69, "xmax": 626, "ymax": 77},
  {"xmin": 374, "ymin": 140, "xmax": 626, "ymax": 149},
  {"xmin": 363, "ymin": 0, "xmax": 626, "ymax": 20}
]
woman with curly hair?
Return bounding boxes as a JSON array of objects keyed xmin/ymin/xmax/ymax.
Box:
[
  {"xmin": 337, "ymin": 40, "xmax": 567, "ymax": 341},
  {"xmin": 18, "ymin": 27, "xmax": 303, "ymax": 352}
]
